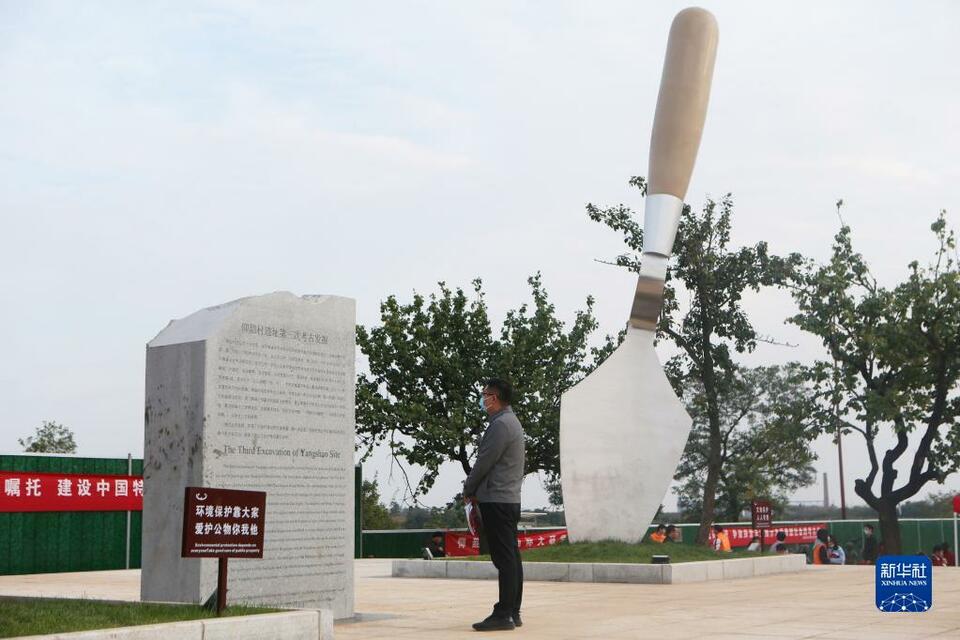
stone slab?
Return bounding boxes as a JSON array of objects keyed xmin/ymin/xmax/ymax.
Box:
[
  {"xmin": 22, "ymin": 611, "xmax": 326, "ymax": 640},
  {"xmin": 591, "ymin": 562, "xmax": 664, "ymax": 584},
  {"xmin": 391, "ymin": 554, "xmax": 805, "ymax": 585},
  {"xmin": 721, "ymin": 557, "xmax": 756, "ymax": 580},
  {"xmin": 142, "ymin": 292, "xmax": 356, "ymax": 619},
  {"xmin": 567, "ymin": 562, "xmax": 593, "ymax": 583},
  {"xmin": 522, "ymin": 562, "xmax": 570, "ymax": 582},
  {"xmin": 705, "ymin": 557, "xmax": 725, "ymax": 580},
  {"xmin": 203, "ymin": 611, "xmax": 321, "ymax": 640},
  {"xmin": 445, "ymin": 561, "xmax": 499, "ymax": 580},
  {"xmin": 662, "ymin": 560, "xmax": 707, "ymax": 584}
]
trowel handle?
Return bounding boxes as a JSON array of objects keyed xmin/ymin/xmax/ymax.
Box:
[{"xmin": 647, "ymin": 8, "xmax": 718, "ymax": 200}]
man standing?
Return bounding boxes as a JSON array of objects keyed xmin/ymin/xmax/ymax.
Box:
[
  {"xmin": 861, "ymin": 524, "xmax": 878, "ymax": 565},
  {"xmin": 463, "ymin": 378, "xmax": 525, "ymax": 632}
]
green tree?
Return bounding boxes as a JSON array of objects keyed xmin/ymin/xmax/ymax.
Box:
[
  {"xmin": 899, "ymin": 491, "xmax": 957, "ymax": 519},
  {"xmin": 673, "ymin": 364, "xmax": 818, "ymax": 522},
  {"xmin": 19, "ymin": 421, "xmax": 77, "ymax": 453},
  {"xmin": 360, "ymin": 477, "xmax": 395, "ymax": 530},
  {"xmin": 356, "ymin": 275, "xmax": 614, "ymax": 501},
  {"xmin": 588, "ymin": 177, "xmax": 802, "ymax": 542},
  {"xmin": 788, "ymin": 212, "xmax": 960, "ymax": 554}
]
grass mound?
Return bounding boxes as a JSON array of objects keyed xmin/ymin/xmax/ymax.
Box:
[
  {"xmin": 459, "ymin": 540, "xmax": 764, "ymax": 564},
  {"xmin": 0, "ymin": 598, "xmax": 280, "ymax": 638}
]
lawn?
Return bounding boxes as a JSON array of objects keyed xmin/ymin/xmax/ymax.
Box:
[
  {"xmin": 0, "ymin": 598, "xmax": 281, "ymax": 638},
  {"xmin": 457, "ymin": 540, "xmax": 766, "ymax": 564}
]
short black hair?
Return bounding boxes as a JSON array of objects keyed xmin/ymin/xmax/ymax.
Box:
[
  {"xmin": 776, "ymin": 531, "xmax": 786, "ymax": 541},
  {"xmin": 816, "ymin": 528, "xmax": 829, "ymax": 542},
  {"xmin": 712, "ymin": 524, "xmax": 723, "ymax": 533},
  {"xmin": 484, "ymin": 378, "xmax": 514, "ymax": 404},
  {"xmin": 864, "ymin": 524, "xmax": 874, "ymax": 532},
  {"xmin": 655, "ymin": 524, "xmax": 666, "ymax": 531},
  {"xmin": 665, "ymin": 525, "xmax": 677, "ymax": 533}
]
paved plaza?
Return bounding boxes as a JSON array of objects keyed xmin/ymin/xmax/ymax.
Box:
[{"xmin": 1, "ymin": 560, "xmax": 959, "ymax": 639}]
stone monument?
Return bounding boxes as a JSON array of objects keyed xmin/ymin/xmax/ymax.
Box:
[{"xmin": 141, "ymin": 292, "xmax": 355, "ymax": 619}]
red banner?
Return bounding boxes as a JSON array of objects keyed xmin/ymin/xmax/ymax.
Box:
[
  {"xmin": 0, "ymin": 471, "xmax": 143, "ymax": 512},
  {"xmin": 708, "ymin": 523, "xmax": 826, "ymax": 548},
  {"xmin": 445, "ymin": 529, "xmax": 568, "ymax": 557}
]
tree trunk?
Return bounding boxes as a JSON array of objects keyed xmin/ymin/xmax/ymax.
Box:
[
  {"xmin": 877, "ymin": 499, "xmax": 902, "ymax": 556},
  {"xmin": 697, "ymin": 457, "xmax": 721, "ymax": 543}
]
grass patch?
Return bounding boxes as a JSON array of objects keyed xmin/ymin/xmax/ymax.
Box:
[
  {"xmin": 0, "ymin": 598, "xmax": 281, "ymax": 638},
  {"xmin": 455, "ymin": 540, "xmax": 764, "ymax": 564}
]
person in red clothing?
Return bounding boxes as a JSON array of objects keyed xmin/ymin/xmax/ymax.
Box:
[
  {"xmin": 942, "ymin": 542, "xmax": 956, "ymax": 567},
  {"xmin": 932, "ymin": 545, "xmax": 947, "ymax": 567}
]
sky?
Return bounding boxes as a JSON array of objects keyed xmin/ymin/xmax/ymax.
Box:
[{"xmin": 1, "ymin": 1, "xmax": 959, "ymax": 513}]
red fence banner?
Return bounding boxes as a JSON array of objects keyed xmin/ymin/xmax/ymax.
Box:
[
  {"xmin": 0, "ymin": 471, "xmax": 143, "ymax": 512},
  {"xmin": 445, "ymin": 529, "xmax": 568, "ymax": 557},
  {"xmin": 708, "ymin": 523, "xmax": 826, "ymax": 548}
]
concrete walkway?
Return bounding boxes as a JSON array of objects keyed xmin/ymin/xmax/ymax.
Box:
[{"xmin": 2, "ymin": 560, "xmax": 959, "ymax": 639}]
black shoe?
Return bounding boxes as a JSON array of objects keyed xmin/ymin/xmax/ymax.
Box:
[
  {"xmin": 512, "ymin": 613, "xmax": 522, "ymax": 627},
  {"xmin": 472, "ymin": 615, "xmax": 515, "ymax": 631}
]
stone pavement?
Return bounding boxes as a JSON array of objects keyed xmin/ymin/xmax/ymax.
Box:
[
  {"xmin": 342, "ymin": 560, "xmax": 960, "ymax": 640},
  {"xmin": 1, "ymin": 560, "xmax": 959, "ymax": 639}
]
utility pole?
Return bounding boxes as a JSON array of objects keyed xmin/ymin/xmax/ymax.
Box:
[
  {"xmin": 832, "ymin": 200, "xmax": 848, "ymax": 520},
  {"xmin": 833, "ymin": 325, "xmax": 848, "ymax": 520}
]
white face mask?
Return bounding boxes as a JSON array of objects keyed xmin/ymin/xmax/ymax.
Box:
[{"xmin": 479, "ymin": 394, "xmax": 488, "ymax": 413}]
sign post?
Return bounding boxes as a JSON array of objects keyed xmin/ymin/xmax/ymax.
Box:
[
  {"xmin": 181, "ymin": 487, "xmax": 266, "ymax": 615},
  {"xmin": 751, "ymin": 500, "xmax": 773, "ymax": 552}
]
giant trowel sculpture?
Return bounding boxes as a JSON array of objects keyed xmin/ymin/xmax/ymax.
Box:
[{"xmin": 560, "ymin": 8, "xmax": 718, "ymax": 542}]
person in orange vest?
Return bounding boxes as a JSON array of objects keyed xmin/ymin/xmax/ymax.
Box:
[
  {"xmin": 712, "ymin": 525, "xmax": 732, "ymax": 552},
  {"xmin": 649, "ymin": 524, "xmax": 667, "ymax": 543},
  {"xmin": 811, "ymin": 528, "xmax": 830, "ymax": 565}
]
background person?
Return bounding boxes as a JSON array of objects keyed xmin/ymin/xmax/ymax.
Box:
[
  {"xmin": 932, "ymin": 544, "xmax": 947, "ymax": 566},
  {"xmin": 746, "ymin": 536, "xmax": 761, "ymax": 552},
  {"xmin": 827, "ymin": 534, "xmax": 845, "ymax": 565},
  {"xmin": 666, "ymin": 525, "xmax": 682, "ymax": 543},
  {"xmin": 712, "ymin": 525, "xmax": 732, "ymax": 552},
  {"xmin": 942, "ymin": 542, "xmax": 956, "ymax": 567},
  {"xmin": 768, "ymin": 531, "xmax": 788, "ymax": 554},
  {"xmin": 861, "ymin": 524, "xmax": 878, "ymax": 565},
  {"xmin": 463, "ymin": 378, "xmax": 526, "ymax": 632},
  {"xmin": 649, "ymin": 524, "xmax": 667, "ymax": 543},
  {"xmin": 812, "ymin": 528, "xmax": 830, "ymax": 565},
  {"xmin": 427, "ymin": 532, "xmax": 446, "ymax": 558}
]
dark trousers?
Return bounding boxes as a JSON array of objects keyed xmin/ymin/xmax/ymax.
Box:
[{"xmin": 479, "ymin": 502, "xmax": 523, "ymax": 619}]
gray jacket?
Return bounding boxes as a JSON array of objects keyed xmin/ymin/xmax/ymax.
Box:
[{"xmin": 463, "ymin": 407, "xmax": 525, "ymax": 504}]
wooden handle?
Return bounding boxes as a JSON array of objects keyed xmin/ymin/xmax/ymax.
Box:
[{"xmin": 647, "ymin": 8, "xmax": 718, "ymax": 200}]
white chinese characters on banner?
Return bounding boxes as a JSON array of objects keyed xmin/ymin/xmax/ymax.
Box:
[
  {"xmin": 1, "ymin": 472, "xmax": 144, "ymax": 512},
  {"xmin": 25, "ymin": 478, "xmax": 42, "ymax": 496},
  {"xmin": 880, "ymin": 562, "xmax": 928, "ymax": 580}
]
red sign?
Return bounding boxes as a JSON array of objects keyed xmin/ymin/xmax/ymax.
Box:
[
  {"xmin": 445, "ymin": 529, "xmax": 568, "ymax": 557},
  {"xmin": 181, "ymin": 487, "xmax": 266, "ymax": 559},
  {"xmin": 0, "ymin": 471, "xmax": 142, "ymax": 512},
  {"xmin": 751, "ymin": 500, "xmax": 773, "ymax": 529},
  {"xmin": 953, "ymin": 495, "xmax": 960, "ymax": 514},
  {"xmin": 708, "ymin": 523, "xmax": 826, "ymax": 549}
]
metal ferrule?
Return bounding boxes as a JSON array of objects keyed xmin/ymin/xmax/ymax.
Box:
[{"xmin": 629, "ymin": 193, "xmax": 684, "ymax": 330}]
